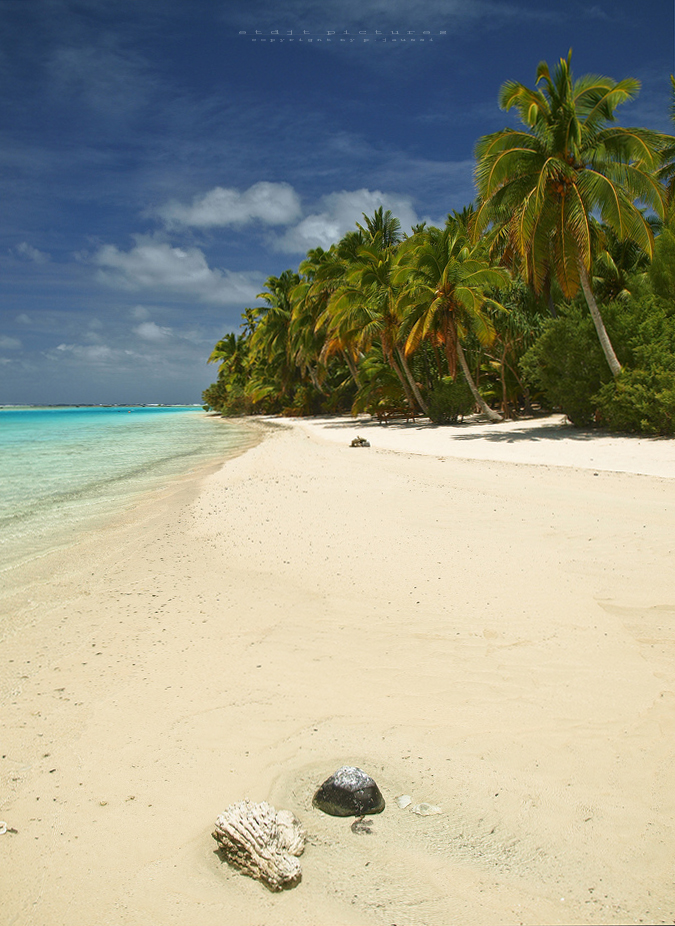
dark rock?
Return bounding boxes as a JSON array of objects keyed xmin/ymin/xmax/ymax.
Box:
[{"xmin": 312, "ymin": 766, "xmax": 385, "ymax": 817}]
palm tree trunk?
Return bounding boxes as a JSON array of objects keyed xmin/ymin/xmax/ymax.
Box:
[
  {"xmin": 500, "ymin": 342, "xmax": 510, "ymax": 419},
  {"xmin": 577, "ymin": 258, "xmax": 622, "ymax": 377},
  {"xmin": 342, "ymin": 350, "xmax": 361, "ymax": 387},
  {"xmin": 386, "ymin": 347, "xmax": 417, "ymax": 411},
  {"xmin": 544, "ymin": 273, "xmax": 557, "ymax": 318},
  {"xmin": 431, "ymin": 340, "xmax": 445, "ymax": 378},
  {"xmin": 456, "ymin": 339, "xmax": 503, "ymax": 422},
  {"xmin": 396, "ymin": 347, "xmax": 429, "ymax": 416},
  {"xmin": 443, "ymin": 316, "xmax": 457, "ymax": 378},
  {"xmin": 307, "ymin": 366, "xmax": 326, "ymax": 395},
  {"xmin": 503, "ymin": 356, "xmax": 532, "ymax": 413}
]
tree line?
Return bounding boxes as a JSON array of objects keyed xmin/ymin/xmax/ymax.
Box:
[{"xmin": 204, "ymin": 54, "xmax": 675, "ymax": 434}]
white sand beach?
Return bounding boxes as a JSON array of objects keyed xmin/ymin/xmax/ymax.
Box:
[
  {"xmin": 286, "ymin": 412, "xmax": 675, "ymax": 478},
  {"xmin": 2, "ymin": 415, "xmax": 675, "ymax": 925}
]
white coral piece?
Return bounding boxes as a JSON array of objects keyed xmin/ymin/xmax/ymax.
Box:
[{"xmin": 213, "ymin": 799, "xmax": 306, "ymax": 891}]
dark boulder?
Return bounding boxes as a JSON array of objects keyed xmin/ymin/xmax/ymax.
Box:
[{"xmin": 312, "ymin": 766, "xmax": 385, "ymax": 817}]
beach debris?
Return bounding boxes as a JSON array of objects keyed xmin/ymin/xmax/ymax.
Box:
[
  {"xmin": 350, "ymin": 436, "xmax": 370, "ymax": 448},
  {"xmin": 411, "ymin": 803, "xmax": 442, "ymax": 816},
  {"xmin": 395, "ymin": 794, "xmax": 412, "ymax": 809},
  {"xmin": 350, "ymin": 815, "xmax": 374, "ymax": 835},
  {"xmin": 313, "ymin": 766, "xmax": 385, "ymax": 817},
  {"xmin": 212, "ymin": 800, "xmax": 305, "ymax": 891},
  {"xmin": 0, "ymin": 822, "xmax": 17, "ymax": 835}
]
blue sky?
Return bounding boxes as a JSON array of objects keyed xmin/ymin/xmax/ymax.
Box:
[{"xmin": 1, "ymin": 0, "xmax": 673, "ymax": 404}]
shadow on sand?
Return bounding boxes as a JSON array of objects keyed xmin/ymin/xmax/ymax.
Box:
[{"xmin": 300, "ymin": 414, "xmax": 663, "ymax": 446}]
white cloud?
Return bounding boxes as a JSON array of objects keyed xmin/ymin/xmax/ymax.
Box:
[
  {"xmin": 158, "ymin": 182, "xmax": 302, "ymax": 229},
  {"xmin": 91, "ymin": 239, "xmax": 263, "ymax": 305},
  {"xmin": 15, "ymin": 242, "xmax": 50, "ymax": 263},
  {"xmin": 0, "ymin": 335, "xmax": 22, "ymax": 349},
  {"xmin": 15, "ymin": 314, "xmax": 32, "ymax": 324},
  {"xmin": 134, "ymin": 321, "xmax": 172, "ymax": 341},
  {"xmin": 273, "ymin": 188, "xmax": 421, "ymax": 252},
  {"xmin": 56, "ymin": 343, "xmax": 115, "ymax": 363},
  {"xmin": 130, "ymin": 305, "xmax": 151, "ymax": 320}
]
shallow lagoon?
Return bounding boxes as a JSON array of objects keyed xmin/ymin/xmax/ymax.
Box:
[{"xmin": 0, "ymin": 406, "xmax": 252, "ymax": 571}]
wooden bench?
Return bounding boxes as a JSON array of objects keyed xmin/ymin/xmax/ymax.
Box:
[{"xmin": 374, "ymin": 408, "xmax": 424, "ymax": 425}]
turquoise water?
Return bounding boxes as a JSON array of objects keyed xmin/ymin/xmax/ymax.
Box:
[{"xmin": 0, "ymin": 406, "xmax": 254, "ymax": 572}]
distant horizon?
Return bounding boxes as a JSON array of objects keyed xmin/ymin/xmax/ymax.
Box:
[
  {"xmin": 1, "ymin": 0, "xmax": 673, "ymax": 405},
  {"xmin": 0, "ymin": 403, "xmax": 205, "ymax": 409}
]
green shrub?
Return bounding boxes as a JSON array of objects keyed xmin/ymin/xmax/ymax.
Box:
[
  {"xmin": 594, "ymin": 297, "xmax": 675, "ymax": 435},
  {"xmin": 522, "ymin": 289, "xmax": 675, "ymax": 433},
  {"xmin": 520, "ymin": 303, "xmax": 617, "ymax": 426},
  {"xmin": 595, "ymin": 369, "xmax": 675, "ymax": 435},
  {"xmin": 427, "ymin": 377, "xmax": 475, "ymax": 424},
  {"xmin": 202, "ymin": 382, "xmax": 255, "ymax": 416}
]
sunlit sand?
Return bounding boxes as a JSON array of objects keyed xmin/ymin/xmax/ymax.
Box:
[{"xmin": 2, "ymin": 417, "xmax": 674, "ymax": 925}]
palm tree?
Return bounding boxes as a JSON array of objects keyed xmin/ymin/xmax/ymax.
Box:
[
  {"xmin": 207, "ymin": 331, "xmax": 244, "ymax": 371},
  {"xmin": 313, "ymin": 211, "xmax": 433, "ymax": 414},
  {"xmin": 398, "ymin": 226, "xmax": 509, "ymax": 422},
  {"xmin": 304, "ymin": 233, "xmax": 366, "ymax": 387},
  {"xmin": 324, "ymin": 237, "xmax": 427, "ymax": 413},
  {"xmin": 473, "ymin": 50, "xmax": 668, "ymax": 377},
  {"xmin": 356, "ymin": 206, "xmax": 403, "ymax": 249},
  {"xmin": 246, "ymin": 270, "xmax": 299, "ymax": 406},
  {"xmin": 591, "ymin": 219, "xmax": 654, "ymax": 302},
  {"xmin": 203, "ymin": 331, "xmax": 252, "ymax": 413},
  {"xmin": 289, "ymin": 249, "xmax": 332, "ymax": 395}
]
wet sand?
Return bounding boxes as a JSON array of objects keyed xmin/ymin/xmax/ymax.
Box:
[{"xmin": 2, "ymin": 416, "xmax": 674, "ymax": 925}]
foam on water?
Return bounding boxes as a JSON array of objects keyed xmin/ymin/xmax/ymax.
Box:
[{"xmin": 0, "ymin": 406, "xmax": 255, "ymax": 572}]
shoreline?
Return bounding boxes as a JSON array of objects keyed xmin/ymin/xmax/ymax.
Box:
[
  {"xmin": 0, "ymin": 415, "xmax": 263, "ymax": 606},
  {"xmin": 2, "ymin": 419, "xmax": 674, "ymax": 924}
]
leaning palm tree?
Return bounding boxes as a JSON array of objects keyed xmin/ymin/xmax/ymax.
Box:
[
  {"xmin": 473, "ymin": 51, "xmax": 668, "ymax": 377},
  {"xmin": 398, "ymin": 226, "xmax": 509, "ymax": 422},
  {"xmin": 323, "ymin": 233, "xmax": 428, "ymax": 414},
  {"xmin": 246, "ymin": 270, "xmax": 299, "ymax": 406},
  {"xmin": 289, "ymin": 249, "xmax": 332, "ymax": 395},
  {"xmin": 305, "ymin": 233, "xmax": 366, "ymax": 387}
]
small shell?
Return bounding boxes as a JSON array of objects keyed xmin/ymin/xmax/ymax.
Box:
[
  {"xmin": 0, "ymin": 822, "xmax": 7, "ymax": 835},
  {"xmin": 395, "ymin": 794, "xmax": 412, "ymax": 809},
  {"xmin": 411, "ymin": 803, "xmax": 442, "ymax": 816}
]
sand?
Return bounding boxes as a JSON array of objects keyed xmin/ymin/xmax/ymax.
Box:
[{"xmin": 1, "ymin": 414, "xmax": 674, "ymax": 925}]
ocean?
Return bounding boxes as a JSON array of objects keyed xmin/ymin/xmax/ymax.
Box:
[{"xmin": 0, "ymin": 406, "xmax": 255, "ymax": 573}]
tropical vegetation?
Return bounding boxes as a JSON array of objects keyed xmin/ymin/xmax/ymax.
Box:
[{"xmin": 204, "ymin": 54, "xmax": 675, "ymax": 435}]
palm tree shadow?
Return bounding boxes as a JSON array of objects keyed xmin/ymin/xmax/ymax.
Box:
[
  {"xmin": 306, "ymin": 415, "xmax": 667, "ymax": 445},
  {"xmin": 447, "ymin": 424, "xmax": 597, "ymax": 443},
  {"xmin": 431, "ymin": 421, "xmax": 669, "ymax": 444}
]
